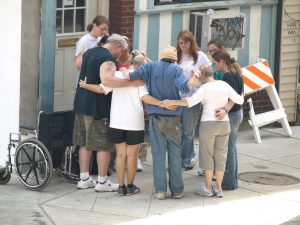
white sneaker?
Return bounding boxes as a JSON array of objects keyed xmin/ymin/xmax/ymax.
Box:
[
  {"xmin": 95, "ymin": 178, "xmax": 119, "ymax": 192},
  {"xmin": 195, "ymin": 186, "xmax": 214, "ymax": 197},
  {"xmin": 212, "ymin": 183, "xmax": 223, "ymax": 198},
  {"xmin": 77, "ymin": 176, "xmax": 95, "ymax": 189},
  {"xmin": 136, "ymin": 158, "xmax": 143, "ymax": 172},
  {"xmin": 190, "ymin": 158, "xmax": 196, "ymax": 167},
  {"xmin": 197, "ymin": 168, "xmax": 205, "ymax": 176},
  {"xmin": 154, "ymin": 192, "xmax": 167, "ymax": 200},
  {"xmin": 212, "ymin": 187, "xmax": 224, "ymax": 198}
]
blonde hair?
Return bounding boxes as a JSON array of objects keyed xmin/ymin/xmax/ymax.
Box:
[{"xmin": 199, "ymin": 65, "xmax": 213, "ymax": 78}]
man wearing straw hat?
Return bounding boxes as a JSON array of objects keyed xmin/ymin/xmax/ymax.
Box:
[{"xmin": 120, "ymin": 46, "xmax": 198, "ymax": 200}]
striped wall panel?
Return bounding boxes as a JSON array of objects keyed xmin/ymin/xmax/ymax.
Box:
[{"xmin": 133, "ymin": 2, "xmax": 277, "ymax": 72}]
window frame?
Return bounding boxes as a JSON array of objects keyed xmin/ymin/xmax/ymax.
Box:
[{"xmin": 56, "ymin": 0, "xmax": 88, "ymax": 36}]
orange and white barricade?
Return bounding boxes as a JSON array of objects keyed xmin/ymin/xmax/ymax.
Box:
[{"xmin": 242, "ymin": 59, "xmax": 292, "ymax": 143}]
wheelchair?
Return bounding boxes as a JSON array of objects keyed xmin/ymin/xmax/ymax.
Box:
[{"xmin": 0, "ymin": 111, "xmax": 90, "ymax": 191}]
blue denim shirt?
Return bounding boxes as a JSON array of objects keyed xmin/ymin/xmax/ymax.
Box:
[{"xmin": 129, "ymin": 61, "xmax": 190, "ymax": 116}]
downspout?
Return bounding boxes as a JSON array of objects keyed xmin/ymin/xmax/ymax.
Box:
[{"xmin": 274, "ymin": 0, "xmax": 283, "ymax": 91}]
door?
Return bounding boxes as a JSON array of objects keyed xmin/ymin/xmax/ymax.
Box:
[{"xmin": 54, "ymin": 0, "xmax": 98, "ymax": 112}]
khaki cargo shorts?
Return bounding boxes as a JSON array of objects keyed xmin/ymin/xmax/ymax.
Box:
[{"xmin": 73, "ymin": 113, "xmax": 113, "ymax": 151}]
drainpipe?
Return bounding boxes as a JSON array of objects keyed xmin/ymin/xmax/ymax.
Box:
[{"xmin": 274, "ymin": 0, "xmax": 283, "ymax": 92}]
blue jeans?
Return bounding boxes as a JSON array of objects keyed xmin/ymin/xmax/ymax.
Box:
[
  {"xmin": 148, "ymin": 115, "xmax": 184, "ymax": 194},
  {"xmin": 222, "ymin": 109, "xmax": 243, "ymax": 190},
  {"xmin": 180, "ymin": 103, "xmax": 201, "ymax": 168}
]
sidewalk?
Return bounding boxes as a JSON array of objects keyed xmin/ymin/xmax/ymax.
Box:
[{"xmin": 0, "ymin": 126, "xmax": 300, "ymax": 225}]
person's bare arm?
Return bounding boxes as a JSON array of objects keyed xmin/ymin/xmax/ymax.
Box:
[
  {"xmin": 100, "ymin": 61, "xmax": 138, "ymax": 88},
  {"xmin": 187, "ymin": 76, "xmax": 198, "ymax": 90},
  {"xmin": 75, "ymin": 54, "xmax": 83, "ymax": 70},
  {"xmin": 141, "ymin": 95, "xmax": 177, "ymax": 110},
  {"xmin": 79, "ymin": 79, "xmax": 105, "ymax": 94},
  {"xmin": 159, "ymin": 99, "xmax": 189, "ymax": 108}
]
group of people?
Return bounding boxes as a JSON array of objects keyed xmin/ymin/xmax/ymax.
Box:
[{"xmin": 72, "ymin": 15, "xmax": 244, "ymax": 199}]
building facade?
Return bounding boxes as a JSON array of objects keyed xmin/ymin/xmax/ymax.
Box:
[{"xmin": 0, "ymin": 0, "xmax": 299, "ymax": 165}]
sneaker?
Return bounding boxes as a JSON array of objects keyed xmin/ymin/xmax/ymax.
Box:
[
  {"xmin": 172, "ymin": 192, "xmax": 184, "ymax": 199},
  {"xmin": 77, "ymin": 176, "xmax": 95, "ymax": 189},
  {"xmin": 95, "ymin": 178, "xmax": 119, "ymax": 192},
  {"xmin": 197, "ymin": 168, "xmax": 205, "ymax": 176},
  {"xmin": 182, "ymin": 166, "xmax": 193, "ymax": 171},
  {"xmin": 212, "ymin": 187, "xmax": 223, "ymax": 198},
  {"xmin": 118, "ymin": 185, "xmax": 127, "ymax": 196},
  {"xmin": 190, "ymin": 157, "xmax": 196, "ymax": 168},
  {"xmin": 126, "ymin": 184, "xmax": 140, "ymax": 196},
  {"xmin": 195, "ymin": 186, "xmax": 214, "ymax": 197},
  {"xmin": 136, "ymin": 158, "xmax": 143, "ymax": 172},
  {"xmin": 154, "ymin": 192, "xmax": 167, "ymax": 200}
]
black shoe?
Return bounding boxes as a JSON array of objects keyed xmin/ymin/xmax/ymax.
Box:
[
  {"xmin": 118, "ymin": 185, "xmax": 127, "ymax": 196},
  {"xmin": 182, "ymin": 165, "xmax": 195, "ymax": 171},
  {"xmin": 126, "ymin": 184, "xmax": 140, "ymax": 196}
]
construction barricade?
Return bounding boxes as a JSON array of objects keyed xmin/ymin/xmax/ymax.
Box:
[{"xmin": 242, "ymin": 59, "xmax": 292, "ymax": 143}]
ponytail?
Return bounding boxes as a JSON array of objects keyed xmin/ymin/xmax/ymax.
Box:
[
  {"xmin": 87, "ymin": 23, "xmax": 93, "ymax": 32},
  {"xmin": 86, "ymin": 15, "xmax": 109, "ymax": 32},
  {"xmin": 212, "ymin": 51, "xmax": 242, "ymax": 76},
  {"xmin": 228, "ymin": 61, "xmax": 242, "ymax": 76}
]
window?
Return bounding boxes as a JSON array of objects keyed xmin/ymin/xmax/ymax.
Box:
[{"xmin": 56, "ymin": 0, "xmax": 86, "ymax": 34}]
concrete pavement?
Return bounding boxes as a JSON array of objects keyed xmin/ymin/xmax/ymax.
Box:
[{"xmin": 0, "ymin": 125, "xmax": 300, "ymax": 225}]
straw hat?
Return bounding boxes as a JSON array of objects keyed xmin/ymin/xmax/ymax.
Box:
[{"xmin": 160, "ymin": 46, "xmax": 177, "ymax": 61}]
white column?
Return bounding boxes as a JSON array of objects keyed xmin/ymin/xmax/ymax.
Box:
[
  {"xmin": 159, "ymin": 12, "xmax": 172, "ymax": 56},
  {"xmin": 249, "ymin": 5, "xmax": 262, "ymax": 64},
  {"xmin": 0, "ymin": 0, "xmax": 22, "ymax": 165}
]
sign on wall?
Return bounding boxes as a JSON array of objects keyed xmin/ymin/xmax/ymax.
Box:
[
  {"xmin": 190, "ymin": 11, "xmax": 246, "ymax": 51},
  {"xmin": 210, "ymin": 16, "xmax": 245, "ymax": 50}
]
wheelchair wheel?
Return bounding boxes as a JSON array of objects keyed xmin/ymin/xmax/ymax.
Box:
[
  {"xmin": 14, "ymin": 138, "xmax": 53, "ymax": 191},
  {"xmin": 0, "ymin": 167, "xmax": 11, "ymax": 184}
]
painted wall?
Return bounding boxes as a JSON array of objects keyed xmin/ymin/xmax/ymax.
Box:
[
  {"xmin": 134, "ymin": 1, "xmax": 278, "ymax": 69},
  {"xmin": 133, "ymin": 0, "xmax": 286, "ymax": 120},
  {"xmin": 0, "ymin": 0, "xmax": 22, "ymax": 166},
  {"xmin": 20, "ymin": 1, "xmax": 41, "ymax": 128}
]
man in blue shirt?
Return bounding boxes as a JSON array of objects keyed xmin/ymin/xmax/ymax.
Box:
[{"xmin": 121, "ymin": 46, "xmax": 197, "ymax": 199}]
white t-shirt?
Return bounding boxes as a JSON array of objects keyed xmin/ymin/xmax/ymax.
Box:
[
  {"xmin": 186, "ymin": 81, "xmax": 244, "ymax": 122},
  {"xmin": 75, "ymin": 33, "xmax": 100, "ymax": 56},
  {"xmin": 109, "ymin": 71, "xmax": 148, "ymax": 130},
  {"xmin": 179, "ymin": 51, "xmax": 211, "ymax": 97}
]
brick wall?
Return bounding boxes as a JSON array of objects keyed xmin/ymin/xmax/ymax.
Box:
[
  {"xmin": 109, "ymin": 0, "xmax": 134, "ymax": 40},
  {"xmin": 243, "ymin": 89, "xmax": 274, "ymax": 119}
]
